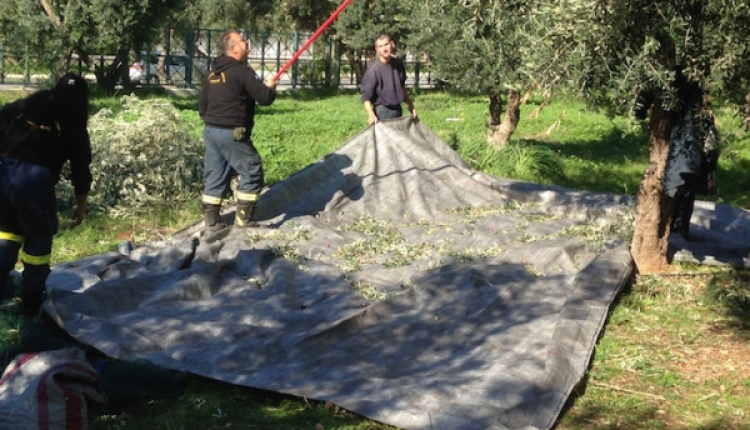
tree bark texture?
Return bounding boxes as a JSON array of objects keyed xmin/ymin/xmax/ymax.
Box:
[
  {"xmin": 39, "ymin": 0, "xmax": 73, "ymax": 77},
  {"xmin": 630, "ymin": 99, "xmax": 675, "ymax": 274},
  {"xmin": 38, "ymin": 0, "xmax": 62, "ymax": 28},
  {"xmin": 94, "ymin": 49, "xmax": 129, "ymax": 94},
  {"xmin": 487, "ymin": 90, "xmax": 520, "ymax": 148},
  {"xmin": 344, "ymin": 48, "xmax": 363, "ymax": 85}
]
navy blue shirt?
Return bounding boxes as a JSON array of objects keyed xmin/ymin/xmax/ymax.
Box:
[{"xmin": 361, "ymin": 58, "xmax": 407, "ymax": 107}]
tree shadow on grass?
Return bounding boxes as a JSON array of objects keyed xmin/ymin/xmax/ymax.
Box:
[
  {"xmin": 519, "ymin": 127, "xmax": 650, "ymax": 196},
  {"xmin": 523, "ymin": 123, "xmax": 750, "ymax": 208},
  {"xmin": 92, "ymin": 376, "xmax": 398, "ymax": 430},
  {"xmin": 558, "ymin": 271, "xmax": 749, "ymax": 430},
  {"xmin": 705, "ymin": 270, "xmax": 750, "ymax": 338},
  {"xmin": 557, "ymin": 385, "xmax": 744, "ymax": 430}
]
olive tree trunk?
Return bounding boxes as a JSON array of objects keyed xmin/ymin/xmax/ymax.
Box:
[
  {"xmin": 94, "ymin": 49, "xmax": 129, "ymax": 94},
  {"xmin": 487, "ymin": 90, "xmax": 520, "ymax": 148},
  {"xmin": 631, "ymin": 99, "xmax": 676, "ymax": 274},
  {"xmin": 344, "ymin": 47, "xmax": 364, "ymax": 85}
]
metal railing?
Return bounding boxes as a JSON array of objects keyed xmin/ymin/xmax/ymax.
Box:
[{"xmin": 1, "ymin": 28, "xmax": 434, "ymax": 90}]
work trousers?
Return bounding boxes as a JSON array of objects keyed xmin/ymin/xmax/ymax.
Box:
[
  {"xmin": 672, "ymin": 189, "xmax": 695, "ymax": 236},
  {"xmin": 375, "ymin": 104, "xmax": 403, "ymax": 121},
  {"xmin": 0, "ymin": 158, "xmax": 58, "ymax": 295},
  {"xmin": 201, "ymin": 126, "xmax": 264, "ymax": 204}
]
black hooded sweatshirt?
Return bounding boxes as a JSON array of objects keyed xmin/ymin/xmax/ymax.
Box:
[
  {"xmin": 198, "ymin": 56, "xmax": 276, "ymax": 136},
  {"xmin": 0, "ymin": 73, "xmax": 92, "ymax": 196}
]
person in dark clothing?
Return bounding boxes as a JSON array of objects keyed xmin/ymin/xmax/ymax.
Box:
[
  {"xmin": 635, "ymin": 73, "xmax": 719, "ymax": 239},
  {"xmin": 668, "ymin": 99, "xmax": 719, "ymax": 239},
  {"xmin": 0, "ymin": 73, "xmax": 92, "ymax": 317},
  {"xmin": 198, "ymin": 30, "xmax": 277, "ymax": 229},
  {"xmin": 361, "ymin": 34, "xmax": 418, "ymax": 125}
]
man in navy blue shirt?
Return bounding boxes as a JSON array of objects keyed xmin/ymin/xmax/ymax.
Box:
[{"xmin": 361, "ymin": 35, "xmax": 418, "ymax": 125}]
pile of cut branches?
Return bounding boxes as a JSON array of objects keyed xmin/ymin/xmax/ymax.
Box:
[{"xmin": 57, "ymin": 95, "xmax": 203, "ymax": 217}]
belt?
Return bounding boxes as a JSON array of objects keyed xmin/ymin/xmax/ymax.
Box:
[{"xmin": 378, "ymin": 104, "xmax": 402, "ymax": 110}]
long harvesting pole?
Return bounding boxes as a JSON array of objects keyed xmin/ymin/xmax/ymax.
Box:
[{"xmin": 271, "ymin": 0, "xmax": 355, "ymax": 82}]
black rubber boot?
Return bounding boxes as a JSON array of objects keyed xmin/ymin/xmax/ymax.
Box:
[
  {"xmin": 202, "ymin": 204, "xmax": 227, "ymax": 232},
  {"xmin": 0, "ymin": 272, "xmax": 9, "ymax": 300},
  {"xmin": 18, "ymin": 290, "xmax": 45, "ymax": 318},
  {"xmin": 235, "ymin": 201, "xmax": 258, "ymax": 227},
  {"xmin": 672, "ymin": 190, "xmax": 694, "ymax": 240}
]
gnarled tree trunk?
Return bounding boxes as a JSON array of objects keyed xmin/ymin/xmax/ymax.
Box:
[
  {"xmin": 40, "ymin": 0, "xmax": 71, "ymax": 78},
  {"xmin": 487, "ymin": 90, "xmax": 520, "ymax": 148},
  {"xmin": 631, "ymin": 98, "xmax": 675, "ymax": 274},
  {"xmin": 344, "ymin": 47, "xmax": 364, "ymax": 85},
  {"xmin": 94, "ymin": 49, "xmax": 129, "ymax": 94}
]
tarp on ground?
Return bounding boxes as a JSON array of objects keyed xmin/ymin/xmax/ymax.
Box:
[
  {"xmin": 44, "ymin": 116, "xmax": 639, "ymax": 430},
  {"xmin": 669, "ymin": 200, "xmax": 750, "ymax": 267}
]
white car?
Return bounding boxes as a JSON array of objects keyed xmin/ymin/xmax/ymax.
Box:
[{"xmin": 129, "ymin": 61, "xmax": 160, "ymax": 85}]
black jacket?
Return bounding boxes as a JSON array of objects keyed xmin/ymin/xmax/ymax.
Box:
[
  {"xmin": 198, "ymin": 56, "xmax": 276, "ymax": 135},
  {"xmin": 663, "ymin": 81, "xmax": 719, "ymax": 197},
  {"xmin": 0, "ymin": 88, "xmax": 92, "ymax": 196},
  {"xmin": 634, "ymin": 77, "xmax": 719, "ymax": 198}
]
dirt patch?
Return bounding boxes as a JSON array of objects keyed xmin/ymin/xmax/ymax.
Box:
[
  {"xmin": 673, "ymin": 332, "xmax": 750, "ymax": 384},
  {"xmin": 559, "ymin": 272, "xmax": 750, "ymax": 429}
]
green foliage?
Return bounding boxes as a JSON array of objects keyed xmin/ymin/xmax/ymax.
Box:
[
  {"xmin": 274, "ymin": 0, "xmax": 340, "ymax": 31},
  {"xmin": 0, "ymin": 0, "xmax": 58, "ymax": 74},
  {"xmin": 461, "ymin": 140, "xmax": 565, "ymax": 184},
  {"xmin": 170, "ymin": 0, "xmax": 275, "ymax": 31},
  {"xmin": 705, "ymin": 271, "xmax": 750, "ymax": 330},
  {"xmin": 412, "ymin": 0, "xmax": 561, "ymax": 97},
  {"xmin": 83, "ymin": 0, "xmax": 184, "ymax": 53},
  {"xmin": 1, "ymin": 0, "xmax": 184, "ymax": 83},
  {"xmin": 416, "ymin": 1, "xmax": 508, "ymax": 91},
  {"xmin": 566, "ymin": 0, "xmax": 750, "ymax": 114},
  {"xmin": 333, "ymin": 0, "xmax": 418, "ymax": 55}
]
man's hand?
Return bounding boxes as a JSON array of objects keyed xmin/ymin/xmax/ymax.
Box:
[
  {"xmin": 409, "ymin": 106, "xmax": 418, "ymax": 120},
  {"xmin": 265, "ymin": 78, "xmax": 277, "ymax": 89},
  {"xmin": 364, "ymin": 101, "xmax": 378, "ymax": 125},
  {"xmin": 71, "ymin": 194, "xmax": 87, "ymax": 227}
]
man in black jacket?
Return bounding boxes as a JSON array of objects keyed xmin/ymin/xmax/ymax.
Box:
[
  {"xmin": 0, "ymin": 73, "xmax": 92, "ymax": 317},
  {"xmin": 198, "ymin": 30, "xmax": 277, "ymax": 229}
]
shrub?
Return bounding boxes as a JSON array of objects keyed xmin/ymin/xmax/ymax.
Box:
[
  {"xmin": 57, "ymin": 95, "xmax": 203, "ymax": 217},
  {"xmin": 459, "ymin": 139, "xmax": 565, "ymax": 184}
]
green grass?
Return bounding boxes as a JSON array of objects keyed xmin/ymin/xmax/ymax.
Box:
[
  {"xmin": 559, "ymin": 269, "xmax": 750, "ymax": 430},
  {"xmin": 2, "ymin": 88, "xmax": 750, "ymax": 429},
  {"xmin": 94, "ymin": 376, "xmax": 399, "ymax": 430}
]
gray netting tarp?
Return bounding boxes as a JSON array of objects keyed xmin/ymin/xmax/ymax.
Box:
[
  {"xmin": 670, "ymin": 200, "xmax": 750, "ymax": 267},
  {"xmin": 44, "ymin": 116, "xmax": 639, "ymax": 430}
]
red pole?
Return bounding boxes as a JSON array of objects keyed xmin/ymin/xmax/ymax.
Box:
[{"xmin": 272, "ymin": 0, "xmax": 355, "ymax": 82}]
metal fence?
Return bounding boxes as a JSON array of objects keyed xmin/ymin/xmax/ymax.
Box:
[
  {"xmin": 0, "ymin": 28, "xmax": 434, "ymax": 90},
  {"xmin": 0, "ymin": 43, "xmax": 51, "ymax": 85}
]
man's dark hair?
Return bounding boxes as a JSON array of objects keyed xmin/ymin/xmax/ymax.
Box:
[{"xmin": 374, "ymin": 34, "xmax": 391, "ymax": 45}]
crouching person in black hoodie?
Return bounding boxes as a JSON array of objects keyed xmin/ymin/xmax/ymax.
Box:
[{"xmin": 0, "ymin": 73, "xmax": 92, "ymax": 317}]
